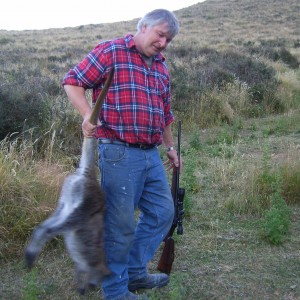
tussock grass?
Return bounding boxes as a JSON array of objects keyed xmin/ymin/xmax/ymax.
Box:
[
  {"xmin": 223, "ymin": 138, "xmax": 300, "ymax": 215},
  {"xmin": 0, "ymin": 133, "xmax": 70, "ymax": 261},
  {"xmin": 280, "ymin": 153, "xmax": 300, "ymax": 205}
]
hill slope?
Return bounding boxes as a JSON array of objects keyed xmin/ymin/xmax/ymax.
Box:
[
  {"xmin": 1, "ymin": 0, "xmax": 299, "ymax": 47},
  {"xmin": 176, "ymin": 0, "xmax": 300, "ymax": 45}
]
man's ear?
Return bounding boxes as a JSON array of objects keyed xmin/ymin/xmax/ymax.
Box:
[{"xmin": 141, "ymin": 24, "xmax": 147, "ymax": 33}]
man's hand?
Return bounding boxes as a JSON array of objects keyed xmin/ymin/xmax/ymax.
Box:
[
  {"xmin": 82, "ymin": 116, "xmax": 97, "ymax": 138},
  {"xmin": 163, "ymin": 149, "xmax": 183, "ymax": 172}
]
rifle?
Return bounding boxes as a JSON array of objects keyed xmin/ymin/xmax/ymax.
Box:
[{"xmin": 157, "ymin": 120, "xmax": 185, "ymax": 274}]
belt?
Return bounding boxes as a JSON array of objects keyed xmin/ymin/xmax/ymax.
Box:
[{"xmin": 98, "ymin": 138, "xmax": 156, "ymax": 150}]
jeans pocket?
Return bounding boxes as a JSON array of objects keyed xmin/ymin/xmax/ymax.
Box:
[{"xmin": 100, "ymin": 144, "xmax": 126, "ymax": 162}]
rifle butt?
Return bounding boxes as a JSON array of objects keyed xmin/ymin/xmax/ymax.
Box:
[{"xmin": 157, "ymin": 237, "xmax": 175, "ymax": 275}]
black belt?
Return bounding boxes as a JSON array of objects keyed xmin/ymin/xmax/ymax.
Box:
[{"xmin": 98, "ymin": 139, "xmax": 156, "ymax": 150}]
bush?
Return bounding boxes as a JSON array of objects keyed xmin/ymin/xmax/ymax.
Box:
[
  {"xmin": 0, "ymin": 73, "xmax": 61, "ymax": 140},
  {"xmin": 262, "ymin": 192, "xmax": 291, "ymax": 245},
  {"xmin": 247, "ymin": 45, "xmax": 299, "ymax": 69},
  {"xmin": 279, "ymin": 47, "xmax": 299, "ymax": 69},
  {"xmin": 168, "ymin": 47, "xmax": 282, "ymax": 122},
  {"xmin": 0, "ymin": 37, "xmax": 14, "ymax": 45}
]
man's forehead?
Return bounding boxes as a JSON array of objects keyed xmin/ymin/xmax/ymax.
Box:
[
  {"xmin": 152, "ymin": 23, "xmax": 173, "ymax": 37},
  {"xmin": 153, "ymin": 22, "xmax": 170, "ymax": 31}
]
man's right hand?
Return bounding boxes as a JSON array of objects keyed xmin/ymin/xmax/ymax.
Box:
[{"xmin": 82, "ymin": 115, "xmax": 98, "ymax": 138}]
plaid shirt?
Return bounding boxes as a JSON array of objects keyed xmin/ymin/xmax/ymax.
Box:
[{"xmin": 62, "ymin": 34, "xmax": 174, "ymax": 145}]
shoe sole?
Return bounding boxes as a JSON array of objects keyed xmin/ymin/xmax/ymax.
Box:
[{"xmin": 128, "ymin": 277, "xmax": 169, "ymax": 291}]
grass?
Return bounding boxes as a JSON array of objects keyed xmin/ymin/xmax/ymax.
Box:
[
  {"xmin": 0, "ymin": 131, "xmax": 71, "ymax": 261},
  {"xmin": 1, "ymin": 111, "xmax": 299, "ymax": 299}
]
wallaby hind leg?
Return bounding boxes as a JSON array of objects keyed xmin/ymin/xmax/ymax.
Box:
[
  {"xmin": 25, "ymin": 205, "xmax": 71, "ymax": 268},
  {"xmin": 74, "ymin": 265, "xmax": 88, "ymax": 295},
  {"xmin": 88, "ymin": 265, "xmax": 111, "ymax": 289},
  {"xmin": 25, "ymin": 222, "xmax": 60, "ymax": 268},
  {"xmin": 24, "ymin": 186, "xmax": 82, "ymax": 269}
]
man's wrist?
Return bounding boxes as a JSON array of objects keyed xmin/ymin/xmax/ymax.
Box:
[{"xmin": 166, "ymin": 146, "xmax": 175, "ymax": 152}]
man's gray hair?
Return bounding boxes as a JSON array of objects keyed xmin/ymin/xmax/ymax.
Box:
[{"xmin": 137, "ymin": 9, "xmax": 180, "ymax": 38}]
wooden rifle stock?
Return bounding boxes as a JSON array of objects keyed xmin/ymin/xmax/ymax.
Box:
[
  {"xmin": 157, "ymin": 236, "xmax": 175, "ymax": 275},
  {"xmin": 157, "ymin": 121, "xmax": 185, "ymax": 274}
]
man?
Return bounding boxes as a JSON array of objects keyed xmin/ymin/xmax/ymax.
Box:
[{"xmin": 62, "ymin": 9, "xmax": 180, "ymax": 300}]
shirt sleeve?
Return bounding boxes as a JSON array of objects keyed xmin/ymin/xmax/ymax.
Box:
[
  {"xmin": 163, "ymin": 77, "xmax": 175, "ymax": 126},
  {"xmin": 62, "ymin": 43, "xmax": 107, "ymax": 88}
]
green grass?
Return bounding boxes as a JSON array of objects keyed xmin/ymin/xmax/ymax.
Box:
[{"xmin": 1, "ymin": 110, "xmax": 300, "ymax": 299}]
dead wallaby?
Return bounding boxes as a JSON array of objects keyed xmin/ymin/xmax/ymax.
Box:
[{"xmin": 25, "ymin": 67, "xmax": 115, "ymax": 294}]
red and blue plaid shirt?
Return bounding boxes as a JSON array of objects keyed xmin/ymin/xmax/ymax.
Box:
[{"xmin": 62, "ymin": 34, "xmax": 174, "ymax": 145}]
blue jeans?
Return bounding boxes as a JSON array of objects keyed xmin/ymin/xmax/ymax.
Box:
[{"xmin": 98, "ymin": 144, "xmax": 174, "ymax": 299}]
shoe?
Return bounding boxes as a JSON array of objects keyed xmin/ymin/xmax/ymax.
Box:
[
  {"xmin": 128, "ymin": 273, "xmax": 169, "ymax": 291},
  {"xmin": 107, "ymin": 291, "xmax": 149, "ymax": 300}
]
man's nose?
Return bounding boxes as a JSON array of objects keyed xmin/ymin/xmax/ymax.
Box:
[{"xmin": 159, "ymin": 37, "xmax": 168, "ymax": 49}]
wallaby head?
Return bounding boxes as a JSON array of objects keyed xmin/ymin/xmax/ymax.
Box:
[{"xmin": 24, "ymin": 67, "xmax": 115, "ymax": 294}]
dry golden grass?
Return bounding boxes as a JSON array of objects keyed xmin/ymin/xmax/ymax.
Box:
[
  {"xmin": 175, "ymin": 0, "xmax": 300, "ymax": 45},
  {"xmin": 0, "ymin": 133, "xmax": 71, "ymax": 261}
]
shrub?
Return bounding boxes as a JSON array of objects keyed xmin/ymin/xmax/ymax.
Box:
[
  {"xmin": 169, "ymin": 63, "xmax": 196, "ymax": 113},
  {"xmin": 247, "ymin": 45, "xmax": 299, "ymax": 69},
  {"xmin": 189, "ymin": 129, "xmax": 203, "ymax": 150},
  {"xmin": 168, "ymin": 47, "xmax": 282, "ymax": 123},
  {"xmin": 0, "ymin": 37, "xmax": 14, "ymax": 45},
  {"xmin": 294, "ymin": 40, "xmax": 300, "ymax": 48},
  {"xmin": 262, "ymin": 192, "xmax": 291, "ymax": 245},
  {"xmin": 279, "ymin": 47, "xmax": 299, "ymax": 69},
  {"xmin": 0, "ymin": 72, "xmax": 62, "ymax": 140}
]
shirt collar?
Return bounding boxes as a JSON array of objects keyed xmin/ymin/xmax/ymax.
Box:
[{"xmin": 124, "ymin": 33, "xmax": 165, "ymax": 62}]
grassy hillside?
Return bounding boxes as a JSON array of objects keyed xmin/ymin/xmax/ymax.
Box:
[
  {"xmin": 176, "ymin": 0, "xmax": 300, "ymax": 45},
  {"xmin": 0, "ymin": 0, "xmax": 300, "ymax": 299}
]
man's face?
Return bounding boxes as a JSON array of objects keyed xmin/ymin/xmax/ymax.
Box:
[{"xmin": 140, "ymin": 22, "xmax": 173, "ymax": 57}]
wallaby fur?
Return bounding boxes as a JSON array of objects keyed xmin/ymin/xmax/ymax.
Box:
[{"xmin": 24, "ymin": 68, "xmax": 115, "ymax": 294}]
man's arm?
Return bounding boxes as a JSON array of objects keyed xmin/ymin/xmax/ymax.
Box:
[
  {"xmin": 163, "ymin": 123, "xmax": 180, "ymax": 169},
  {"xmin": 162, "ymin": 123, "xmax": 174, "ymax": 148},
  {"xmin": 64, "ymin": 85, "xmax": 97, "ymax": 137}
]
